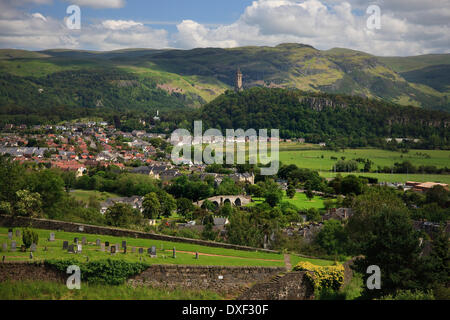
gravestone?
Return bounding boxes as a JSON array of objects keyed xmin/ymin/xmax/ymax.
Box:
[
  {"xmin": 111, "ymin": 246, "xmax": 116, "ymax": 255},
  {"xmin": 138, "ymin": 248, "xmax": 143, "ymax": 254},
  {"xmin": 82, "ymin": 237, "xmax": 87, "ymax": 245},
  {"xmin": 105, "ymin": 241, "xmax": 110, "ymax": 247},
  {"xmin": 172, "ymin": 247, "xmax": 176, "ymax": 259},
  {"xmin": 49, "ymin": 233, "xmax": 55, "ymax": 242},
  {"xmin": 29, "ymin": 252, "xmax": 33, "ymax": 259},
  {"xmin": 151, "ymin": 246, "xmax": 157, "ymax": 257},
  {"xmin": 100, "ymin": 244, "xmax": 105, "ymax": 252},
  {"xmin": 15, "ymin": 229, "xmax": 20, "ymax": 238},
  {"xmin": 77, "ymin": 244, "xmax": 82, "ymax": 253},
  {"xmin": 122, "ymin": 241, "xmax": 127, "ymax": 248},
  {"xmin": 63, "ymin": 241, "xmax": 69, "ymax": 250},
  {"xmin": 131, "ymin": 247, "xmax": 136, "ymax": 253},
  {"xmin": 96, "ymin": 239, "xmax": 101, "ymax": 246},
  {"xmin": 74, "ymin": 237, "xmax": 78, "ymax": 244},
  {"xmin": 195, "ymin": 252, "xmax": 199, "ymax": 260},
  {"xmin": 30, "ymin": 243, "xmax": 37, "ymax": 252},
  {"xmin": 68, "ymin": 244, "xmax": 75, "ymax": 253},
  {"xmin": 147, "ymin": 248, "xmax": 151, "ymax": 255},
  {"xmin": 115, "ymin": 244, "xmax": 119, "ymax": 252},
  {"xmin": 78, "ymin": 226, "xmax": 84, "ymax": 232},
  {"xmin": 8, "ymin": 231, "xmax": 12, "ymax": 240},
  {"xmin": 2, "ymin": 243, "xmax": 7, "ymax": 252},
  {"xmin": 10, "ymin": 241, "xmax": 16, "ymax": 252}
]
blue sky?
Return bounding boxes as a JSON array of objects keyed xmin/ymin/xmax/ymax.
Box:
[{"xmin": 0, "ymin": 0, "xmax": 448, "ymax": 56}]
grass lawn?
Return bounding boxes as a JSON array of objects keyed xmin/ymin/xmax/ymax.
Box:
[
  {"xmin": 247, "ymin": 192, "xmax": 327, "ymax": 211},
  {"xmin": 289, "ymin": 254, "xmax": 342, "ymax": 267},
  {"xmin": 70, "ymin": 190, "xmax": 120, "ymax": 204},
  {"xmin": 0, "ymin": 280, "xmax": 224, "ymax": 300},
  {"xmin": 0, "ymin": 227, "xmax": 287, "ymax": 267}
]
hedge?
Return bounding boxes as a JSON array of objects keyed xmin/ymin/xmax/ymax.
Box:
[{"xmin": 293, "ymin": 261, "xmax": 344, "ymax": 291}]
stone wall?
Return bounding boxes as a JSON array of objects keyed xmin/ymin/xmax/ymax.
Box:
[
  {"xmin": 0, "ymin": 215, "xmax": 278, "ymax": 254},
  {"xmin": 0, "ymin": 262, "xmax": 65, "ymax": 283},
  {"xmin": 128, "ymin": 264, "xmax": 286, "ymax": 295},
  {"xmin": 237, "ymin": 271, "xmax": 315, "ymax": 300}
]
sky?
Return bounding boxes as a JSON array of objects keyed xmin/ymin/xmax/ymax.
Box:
[{"xmin": 0, "ymin": 0, "xmax": 449, "ymax": 56}]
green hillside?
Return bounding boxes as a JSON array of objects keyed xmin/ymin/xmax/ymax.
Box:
[{"xmin": 0, "ymin": 44, "xmax": 449, "ymax": 120}]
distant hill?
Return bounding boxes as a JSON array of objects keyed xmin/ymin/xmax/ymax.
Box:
[
  {"xmin": 199, "ymin": 87, "xmax": 450, "ymax": 146},
  {"xmin": 0, "ymin": 44, "xmax": 449, "ymax": 117}
]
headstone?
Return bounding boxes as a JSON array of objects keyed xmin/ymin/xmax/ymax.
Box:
[
  {"xmin": 111, "ymin": 246, "xmax": 116, "ymax": 255},
  {"xmin": 151, "ymin": 246, "xmax": 156, "ymax": 257},
  {"xmin": 29, "ymin": 252, "xmax": 33, "ymax": 259},
  {"xmin": 8, "ymin": 231, "xmax": 12, "ymax": 240},
  {"xmin": 115, "ymin": 244, "xmax": 119, "ymax": 252},
  {"xmin": 2, "ymin": 243, "xmax": 7, "ymax": 252},
  {"xmin": 10, "ymin": 241, "xmax": 16, "ymax": 252},
  {"xmin": 105, "ymin": 241, "xmax": 110, "ymax": 247},
  {"xmin": 30, "ymin": 243, "xmax": 37, "ymax": 252},
  {"xmin": 49, "ymin": 233, "xmax": 55, "ymax": 242},
  {"xmin": 147, "ymin": 248, "xmax": 152, "ymax": 255},
  {"xmin": 77, "ymin": 244, "xmax": 82, "ymax": 253},
  {"xmin": 63, "ymin": 241, "xmax": 69, "ymax": 250},
  {"xmin": 101, "ymin": 244, "xmax": 105, "ymax": 252},
  {"xmin": 132, "ymin": 247, "xmax": 136, "ymax": 253},
  {"xmin": 74, "ymin": 237, "xmax": 78, "ymax": 244},
  {"xmin": 78, "ymin": 226, "xmax": 84, "ymax": 232},
  {"xmin": 122, "ymin": 241, "xmax": 126, "ymax": 248},
  {"xmin": 172, "ymin": 247, "xmax": 176, "ymax": 259},
  {"xmin": 96, "ymin": 239, "xmax": 101, "ymax": 246},
  {"xmin": 82, "ymin": 237, "xmax": 87, "ymax": 245},
  {"xmin": 195, "ymin": 252, "xmax": 199, "ymax": 260},
  {"xmin": 138, "ymin": 248, "xmax": 143, "ymax": 254},
  {"xmin": 68, "ymin": 244, "xmax": 75, "ymax": 253},
  {"xmin": 15, "ymin": 229, "xmax": 20, "ymax": 238}
]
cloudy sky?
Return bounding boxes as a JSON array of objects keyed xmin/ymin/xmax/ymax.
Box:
[{"xmin": 0, "ymin": 0, "xmax": 449, "ymax": 56}]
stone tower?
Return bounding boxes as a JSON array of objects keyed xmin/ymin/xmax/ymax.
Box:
[{"xmin": 235, "ymin": 67, "xmax": 243, "ymax": 92}]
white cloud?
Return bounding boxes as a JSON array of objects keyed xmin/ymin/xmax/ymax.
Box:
[
  {"xmin": 65, "ymin": 0, "xmax": 125, "ymax": 9},
  {"xmin": 101, "ymin": 20, "xmax": 143, "ymax": 30}
]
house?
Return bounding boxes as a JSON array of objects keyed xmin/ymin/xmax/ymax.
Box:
[
  {"xmin": 229, "ymin": 172, "xmax": 255, "ymax": 185},
  {"xmin": 100, "ymin": 196, "xmax": 144, "ymax": 214},
  {"xmin": 323, "ymin": 208, "xmax": 353, "ymax": 221},
  {"xmin": 409, "ymin": 182, "xmax": 449, "ymax": 192}
]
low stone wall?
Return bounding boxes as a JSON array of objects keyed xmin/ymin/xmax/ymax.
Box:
[
  {"xmin": 0, "ymin": 262, "xmax": 65, "ymax": 283},
  {"xmin": 128, "ymin": 265, "xmax": 286, "ymax": 295},
  {"xmin": 237, "ymin": 271, "xmax": 315, "ymax": 300},
  {"xmin": 0, "ymin": 215, "xmax": 279, "ymax": 254}
]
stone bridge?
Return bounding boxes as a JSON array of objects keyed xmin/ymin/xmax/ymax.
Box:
[{"xmin": 196, "ymin": 195, "xmax": 252, "ymax": 208}]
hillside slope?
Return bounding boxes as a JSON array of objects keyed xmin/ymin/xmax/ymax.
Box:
[{"xmin": 0, "ymin": 44, "xmax": 449, "ymax": 115}]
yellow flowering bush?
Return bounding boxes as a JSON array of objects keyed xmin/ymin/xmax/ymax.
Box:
[{"xmin": 293, "ymin": 261, "xmax": 344, "ymax": 291}]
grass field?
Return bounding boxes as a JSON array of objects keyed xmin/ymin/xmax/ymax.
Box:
[
  {"xmin": 247, "ymin": 192, "xmax": 327, "ymax": 211},
  {"xmin": 278, "ymin": 145, "xmax": 450, "ymax": 184},
  {"xmin": 70, "ymin": 190, "xmax": 120, "ymax": 203},
  {"xmin": 0, "ymin": 280, "xmax": 224, "ymax": 300},
  {"xmin": 0, "ymin": 227, "xmax": 289, "ymax": 267}
]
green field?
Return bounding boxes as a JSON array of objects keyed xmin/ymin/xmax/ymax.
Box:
[
  {"xmin": 247, "ymin": 192, "xmax": 327, "ymax": 211},
  {"xmin": 70, "ymin": 190, "xmax": 120, "ymax": 203},
  {"xmin": 279, "ymin": 146, "xmax": 450, "ymax": 184},
  {"xmin": 0, "ymin": 280, "xmax": 224, "ymax": 300}
]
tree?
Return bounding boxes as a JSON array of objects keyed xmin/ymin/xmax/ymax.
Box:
[
  {"xmin": 340, "ymin": 175, "xmax": 364, "ymax": 195},
  {"xmin": 352, "ymin": 208, "xmax": 422, "ymax": 299},
  {"xmin": 306, "ymin": 208, "xmax": 321, "ymax": 222},
  {"xmin": 315, "ymin": 219, "xmax": 348, "ymax": 255},
  {"xmin": 156, "ymin": 190, "xmax": 176, "ymax": 218},
  {"xmin": 426, "ymin": 185, "xmax": 448, "ymax": 208},
  {"xmin": 13, "ymin": 190, "xmax": 42, "ymax": 218},
  {"xmin": 176, "ymin": 197, "xmax": 194, "ymax": 219},
  {"xmin": 22, "ymin": 228, "xmax": 39, "ymax": 249},
  {"xmin": 105, "ymin": 203, "xmax": 142, "ymax": 228},
  {"xmin": 142, "ymin": 192, "xmax": 160, "ymax": 219},
  {"xmin": 305, "ymin": 188, "xmax": 314, "ymax": 201},
  {"xmin": 265, "ymin": 190, "xmax": 283, "ymax": 207},
  {"xmin": 286, "ymin": 184, "xmax": 296, "ymax": 199},
  {"xmin": 218, "ymin": 202, "xmax": 233, "ymax": 218}
]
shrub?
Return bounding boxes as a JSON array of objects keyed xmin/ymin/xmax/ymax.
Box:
[
  {"xmin": 380, "ymin": 290, "xmax": 435, "ymax": 300},
  {"xmin": 293, "ymin": 261, "xmax": 344, "ymax": 291},
  {"xmin": 45, "ymin": 259, "xmax": 149, "ymax": 285},
  {"xmin": 22, "ymin": 228, "xmax": 39, "ymax": 249}
]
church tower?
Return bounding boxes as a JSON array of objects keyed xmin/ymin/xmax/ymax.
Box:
[{"xmin": 235, "ymin": 67, "xmax": 243, "ymax": 92}]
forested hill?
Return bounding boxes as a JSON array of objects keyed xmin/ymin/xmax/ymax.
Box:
[{"xmin": 200, "ymin": 88, "xmax": 450, "ymax": 148}]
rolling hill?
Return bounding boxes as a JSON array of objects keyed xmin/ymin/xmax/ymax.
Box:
[{"xmin": 0, "ymin": 44, "xmax": 449, "ymax": 122}]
